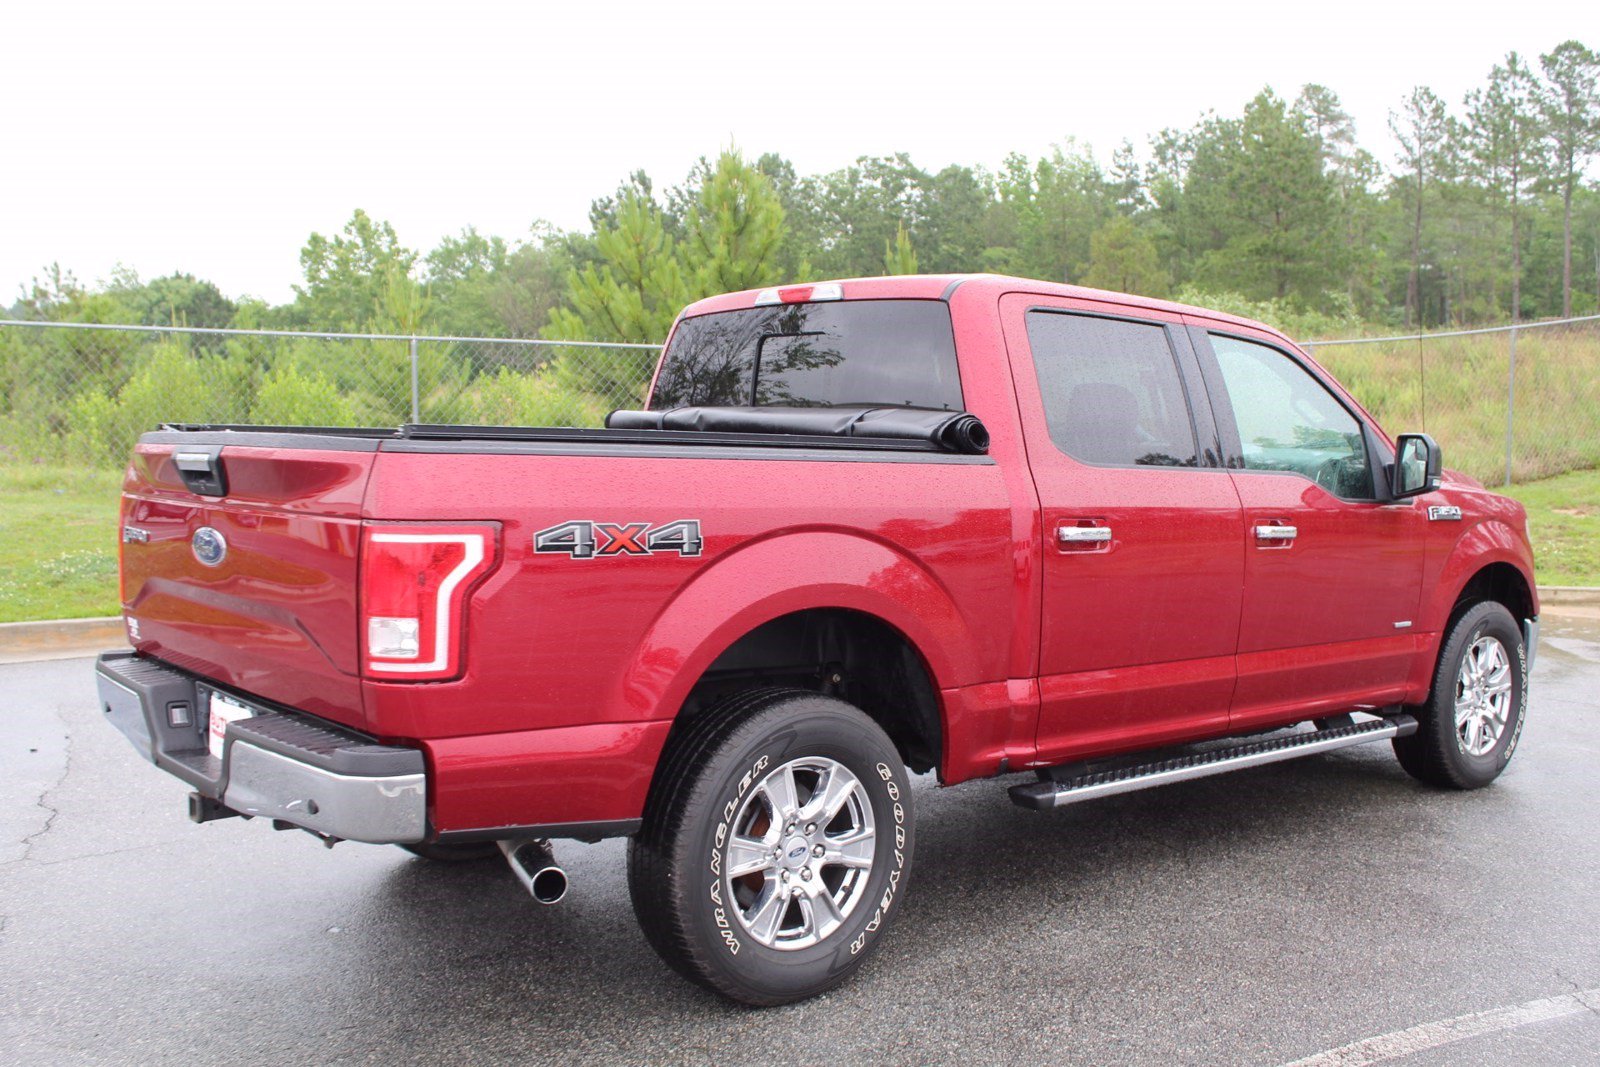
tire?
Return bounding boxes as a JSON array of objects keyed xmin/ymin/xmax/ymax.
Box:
[
  {"xmin": 628, "ymin": 688, "xmax": 914, "ymax": 1006},
  {"xmin": 399, "ymin": 841, "xmax": 501, "ymax": 863},
  {"xmin": 1393, "ymin": 600, "xmax": 1527, "ymax": 789}
]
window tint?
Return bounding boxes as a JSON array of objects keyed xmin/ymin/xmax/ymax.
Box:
[
  {"xmin": 652, "ymin": 300, "xmax": 962, "ymax": 411},
  {"xmin": 1025, "ymin": 311, "xmax": 1199, "ymax": 467},
  {"xmin": 1210, "ymin": 334, "xmax": 1374, "ymax": 498}
]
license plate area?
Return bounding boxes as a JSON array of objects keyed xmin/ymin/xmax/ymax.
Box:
[{"xmin": 206, "ymin": 690, "xmax": 256, "ymax": 760}]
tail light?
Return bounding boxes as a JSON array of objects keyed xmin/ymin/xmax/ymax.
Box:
[{"xmin": 361, "ymin": 523, "xmax": 498, "ymax": 682}]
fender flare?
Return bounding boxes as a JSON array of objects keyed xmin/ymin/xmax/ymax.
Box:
[{"xmin": 610, "ymin": 529, "xmax": 983, "ymax": 724}]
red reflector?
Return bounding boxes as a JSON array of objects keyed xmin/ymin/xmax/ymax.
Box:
[{"xmin": 361, "ymin": 524, "xmax": 496, "ymax": 681}]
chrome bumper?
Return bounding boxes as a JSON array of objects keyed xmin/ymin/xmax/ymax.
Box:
[{"xmin": 95, "ymin": 652, "xmax": 427, "ymax": 845}]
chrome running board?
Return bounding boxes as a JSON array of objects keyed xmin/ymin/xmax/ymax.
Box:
[{"xmin": 1008, "ymin": 715, "xmax": 1418, "ymax": 810}]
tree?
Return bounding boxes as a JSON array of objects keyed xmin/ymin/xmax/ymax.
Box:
[
  {"xmin": 1465, "ymin": 54, "xmax": 1546, "ymax": 322},
  {"xmin": 1109, "ymin": 141, "xmax": 1148, "ymax": 215},
  {"xmin": 805, "ymin": 154, "xmax": 930, "ymax": 278},
  {"xmin": 682, "ymin": 150, "xmax": 787, "ymax": 296},
  {"xmin": 545, "ymin": 191, "xmax": 686, "ymax": 345},
  {"xmin": 1082, "ymin": 217, "xmax": 1169, "ymax": 297},
  {"xmin": 293, "ymin": 210, "xmax": 416, "ymax": 330},
  {"xmin": 1390, "ymin": 87, "xmax": 1451, "ymax": 325},
  {"xmin": 883, "ymin": 223, "xmax": 919, "ymax": 275},
  {"xmin": 1539, "ymin": 40, "xmax": 1600, "ymax": 317},
  {"xmin": 1178, "ymin": 90, "xmax": 1344, "ymax": 304}
]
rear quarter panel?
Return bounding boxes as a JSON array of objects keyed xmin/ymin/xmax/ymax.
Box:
[{"xmin": 363, "ymin": 447, "xmax": 1016, "ymax": 831}]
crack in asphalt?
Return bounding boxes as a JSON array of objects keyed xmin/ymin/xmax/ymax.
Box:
[{"xmin": 15, "ymin": 726, "xmax": 72, "ymax": 866}]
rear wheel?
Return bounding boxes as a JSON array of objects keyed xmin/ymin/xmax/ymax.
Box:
[
  {"xmin": 1393, "ymin": 600, "xmax": 1526, "ymax": 789},
  {"xmin": 628, "ymin": 689, "xmax": 914, "ymax": 1005}
]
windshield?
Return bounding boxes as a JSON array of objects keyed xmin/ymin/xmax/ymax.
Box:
[{"xmin": 651, "ymin": 300, "xmax": 963, "ymax": 410}]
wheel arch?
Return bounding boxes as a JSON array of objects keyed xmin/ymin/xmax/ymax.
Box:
[
  {"xmin": 1424, "ymin": 521, "xmax": 1539, "ymax": 634},
  {"xmin": 619, "ymin": 530, "xmax": 982, "ymax": 776}
]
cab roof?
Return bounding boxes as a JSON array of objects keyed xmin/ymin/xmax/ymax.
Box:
[{"xmin": 676, "ymin": 273, "xmax": 1283, "ymax": 341}]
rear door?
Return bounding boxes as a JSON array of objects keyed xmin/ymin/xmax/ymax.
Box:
[
  {"xmin": 1187, "ymin": 324, "xmax": 1427, "ymax": 729},
  {"xmin": 1000, "ymin": 294, "xmax": 1245, "ymax": 763}
]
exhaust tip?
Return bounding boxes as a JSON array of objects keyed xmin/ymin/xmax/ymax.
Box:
[
  {"xmin": 530, "ymin": 865, "xmax": 568, "ymax": 905},
  {"xmin": 499, "ymin": 838, "xmax": 568, "ymax": 905}
]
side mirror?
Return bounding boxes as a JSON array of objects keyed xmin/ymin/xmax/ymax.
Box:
[{"xmin": 1391, "ymin": 432, "xmax": 1442, "ymax": 498}]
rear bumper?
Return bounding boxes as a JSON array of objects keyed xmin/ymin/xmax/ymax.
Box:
[{"xmin": 95, "ymin": 651, "xmax": 426, "ymax": 844}]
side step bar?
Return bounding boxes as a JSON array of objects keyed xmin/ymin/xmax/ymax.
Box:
[{"xmin": 1009, "ymin": 715, "xmax": 1418, "ymax": 810}]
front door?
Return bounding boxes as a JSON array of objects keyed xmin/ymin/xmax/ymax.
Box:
[
  {"xmin": 1189, "ymin": 324, "xmax": 1427, "ymax": 730},
  {"xmin": 1001, "ymin": 294, "xmax": 1245, "ymax": 765}
]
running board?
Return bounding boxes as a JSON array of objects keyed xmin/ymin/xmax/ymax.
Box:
[{"xmin": 1009, "ymin": 715, "xmax": 1418, "ymax": 810}]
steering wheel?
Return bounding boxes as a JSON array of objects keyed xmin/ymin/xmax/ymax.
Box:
[{"xmin": 1312, "ymin": 456, "xmax": 1345, "ymax": 494}]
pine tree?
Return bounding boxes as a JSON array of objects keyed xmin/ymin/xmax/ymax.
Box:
[
  {"xmin": 1082, "ymin": 217, "xmax": 1169, "ymax": 297},
  {"xmin": 1390, "ymin": 87, "xmax": 1451, "ymax": 326},
  {"xmin": 1539, "ymin": 41, "xmax": 1600, "ymax": 317},
  {"xmin": 683, "ymin": 150, "xmax": 788, "ymax": 297},
  {"xmin": 545, "ymin": 193, "xmax": 687, "ymax": 345},
  {"xmin": 883, "ymin": 223, "xmax": 919, "ymax": 275},
  {"xmin": 1466, "ymin": 53, "xmax": 1546, "ymax": 322}
]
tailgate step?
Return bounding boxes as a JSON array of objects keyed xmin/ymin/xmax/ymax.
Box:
[{"xmin": 1009, "ymin": 715, "xmax": 1417, "ymax": 810}]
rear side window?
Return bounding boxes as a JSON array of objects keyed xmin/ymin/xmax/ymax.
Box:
[
  {"xmin": 1025, "ymin": 311, "xmax": 1199, "ymax": 467},
  {"xmin": 652, "ymin": 300, "xmax": 962, "ymax": 410}
]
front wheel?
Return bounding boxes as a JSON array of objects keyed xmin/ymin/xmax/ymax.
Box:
[
  {"xmin": 628, "ymin": 689, "xmax": 914, "ymax": 1005},
  {"xmin": 1394, "ymin": 600, "xmax": 1527, "ymax": 789}
]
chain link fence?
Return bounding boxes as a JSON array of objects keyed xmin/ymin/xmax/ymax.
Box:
[
  {"xmin": 1304, "ymin": 314, "xmax": 1600, "ymax": 486},
  {"xmin": 2, "ymin": 315, "xmax": 1598, "ymax": 486},
  {"xmin": 0, "ymin": 320, "xmax": 659, "ymax": 469}
]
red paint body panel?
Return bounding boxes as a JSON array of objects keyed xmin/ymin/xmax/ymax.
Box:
[
  {"xmin": 115, "ymin": 275, "xmax": 1540, "ymax": 836},
  {"xmin": 120, "ymin": 444, "xmax": 373, "ymax": 726},
  {"xmin": 425, "ymin": 721, "xmax": 672, "ymax": 832}
]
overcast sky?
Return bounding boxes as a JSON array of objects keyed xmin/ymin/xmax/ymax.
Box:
[{"xmin": 3, "ymin": 0, "xmax": 1592, "ymax": 305}]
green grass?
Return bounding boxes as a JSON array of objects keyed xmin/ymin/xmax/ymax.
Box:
[
  {"xmin": 1503, "ymin": 467, "xmax": 1600, "ymax": 587},
  {"xmin": 0, "ymin": 464, "xmax": 124, "ymax": 623},
  {"xmin": 0, "ymin": 461, "xmax": 1592, "ymax": 625}
]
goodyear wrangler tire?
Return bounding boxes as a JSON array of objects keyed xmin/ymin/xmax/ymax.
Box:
[
  {"xmin": 1393, "ymin": 601, "xmax": 1527, "ymax": 790},
  {"xmin": 628, "ymin": 689, "xmax": 914, "ymax": 1005}
]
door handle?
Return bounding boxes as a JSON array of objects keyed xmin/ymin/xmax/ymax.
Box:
[
  {"xmin": 1058, "ymin": 525, "xmax": 1113, "ymax": 544},
  {"xmin": 1253, "ymin": 523, "xmax": 1298, "ymax": 542}
]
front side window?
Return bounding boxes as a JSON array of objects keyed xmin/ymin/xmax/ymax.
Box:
[
  {"xmin": 1025, "ymin": 311, "xmax": 1199, "ymax": 467},
  {"xmin": 1210, "ymin": 334, "xmax": 1374, "ymax": 499}
]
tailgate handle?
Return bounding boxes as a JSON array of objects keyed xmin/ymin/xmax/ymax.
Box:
[{"xmin": 172, "ymin": 447, "xmax": 228, "ymax": 497}]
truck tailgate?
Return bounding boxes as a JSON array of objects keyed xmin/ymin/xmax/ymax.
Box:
[{"xmin": 119, "ymin": 437, "xmax": 377, "ymax": 729}]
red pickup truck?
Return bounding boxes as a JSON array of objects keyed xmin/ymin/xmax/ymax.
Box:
[{"xmin": 98, "ymin": 274, "xmax": 1537, "ymax": 1005}]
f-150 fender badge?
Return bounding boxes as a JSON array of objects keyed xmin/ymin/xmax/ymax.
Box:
[
  {"xmin": 1428, "ymin": 506, "xmax": 1463, "ymax": 521},
  {"xmin": 533, "ymin": 519, "xmax": 703, "ymax": 559}
]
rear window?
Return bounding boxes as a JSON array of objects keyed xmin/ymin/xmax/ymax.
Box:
[{"xmin": 651, "ymin": 300, "xmax": 963, "ymax": 410}]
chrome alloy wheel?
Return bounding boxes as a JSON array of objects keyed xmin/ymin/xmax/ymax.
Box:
[
  {"xmin": 1456, "ymin": 635, "xmax": 1513, "ymax": 756},
  {"xmin": 722, "ymin": 756, "xmax": 876, "ymax": 951}
]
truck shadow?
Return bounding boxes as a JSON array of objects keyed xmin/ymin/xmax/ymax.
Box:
[{"xmin": 346, "ymin": 746, "xmax": 1466, "ymax": 1044}]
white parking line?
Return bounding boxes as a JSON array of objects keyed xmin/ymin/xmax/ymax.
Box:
[{"xmin": 1281, "ymin": 988, "xmax": 1600, "ymax": 1066}]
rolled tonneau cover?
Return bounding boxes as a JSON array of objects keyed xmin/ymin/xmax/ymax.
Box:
[{"xmin": 605, "ymin": 406, "xmax": 990, "ymax": 455}]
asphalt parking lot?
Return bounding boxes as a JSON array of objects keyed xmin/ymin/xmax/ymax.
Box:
[{"xmin": 3, "ymin": 618, "xmax": 1598, "ymax": 1066}]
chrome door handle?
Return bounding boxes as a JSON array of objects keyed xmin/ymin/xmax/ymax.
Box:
[
  {"xmin": 1253, "ymin": 523, "xmax": 1298, "ymax": 542},
  {"xmin": 1058, "ymin": 526, "xmax": 1112, "ymax": 544}
]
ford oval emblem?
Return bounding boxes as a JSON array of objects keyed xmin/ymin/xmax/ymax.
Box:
[{"xmin": 191, "ymin": 526, "xmax": 228, "ymax": 567}]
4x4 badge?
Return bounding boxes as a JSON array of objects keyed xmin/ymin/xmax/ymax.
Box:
[
  {"xmin": 534, "ymin": 519, "xmax": 703, "ymax": 559},
  {"xmin": 1427, "ymin": 506, "xmax": 1463, "ymax": 521}
]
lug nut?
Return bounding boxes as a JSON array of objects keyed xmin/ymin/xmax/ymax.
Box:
[
  {"xmin": 805, "ymin": 823, "xmax": 816, "ymax": 834},
  {"xmin": 800, "ymin": 867, "xmax": 812, "ymax": 880},
  {"xmin": 812, "ymin": 844, "xmax": 824, "ymax": 858}
]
